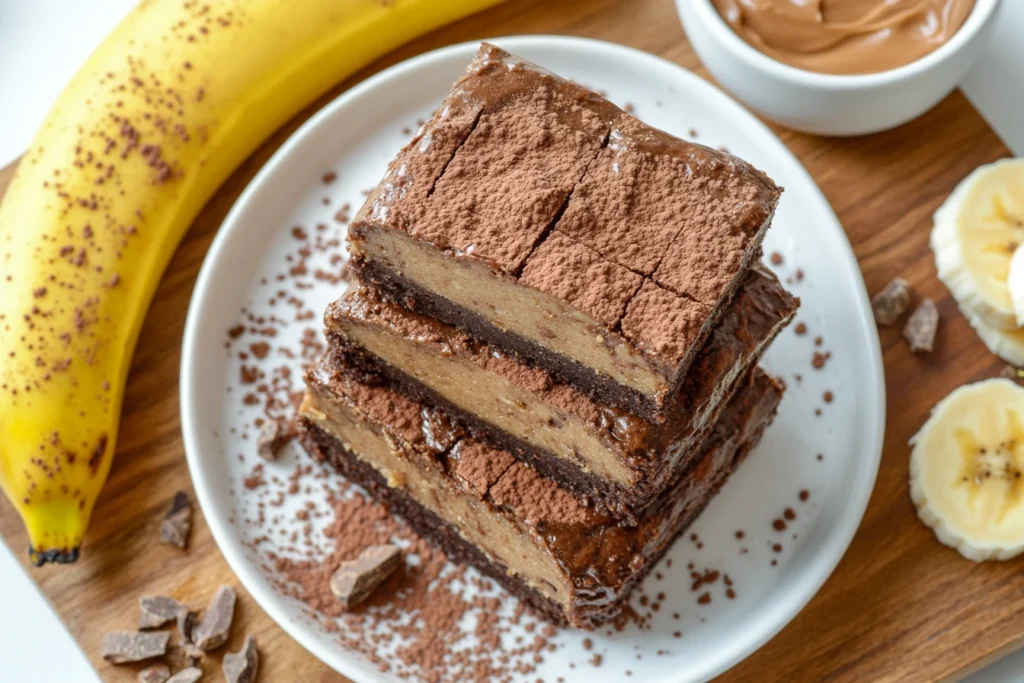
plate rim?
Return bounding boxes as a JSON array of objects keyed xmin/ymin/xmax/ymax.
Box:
[{"xmin": 180, "ymin": 34, "xmax": 886, "ymax": 683}]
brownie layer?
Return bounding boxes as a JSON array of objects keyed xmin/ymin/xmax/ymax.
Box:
[
  {"xmin": 348, "ymin": 42, "xmax": 781, "ymax": 422},
  {"xmin": 298, "ymin": 362, "xmax": 782, "ymax": 628},
  {"xmin": 324, "ymin": 264, "xmax": 796, "ymax": 520}
]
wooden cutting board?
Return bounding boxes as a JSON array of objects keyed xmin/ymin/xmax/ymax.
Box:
[{"xmin": 0, "ymin": 0, "xmax": 1018, "ymax": 681}]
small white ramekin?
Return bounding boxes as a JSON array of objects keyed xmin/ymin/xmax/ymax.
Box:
[{"xmin": 677, "ymin": 0, "xmax": 1002, "ymax": 136}]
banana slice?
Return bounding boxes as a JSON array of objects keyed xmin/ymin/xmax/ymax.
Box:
[
  {"xmin": 931, "ymin": 159, "xmax": 1024, "ymax": 331},
  {"xmin": 910, "ymin": 378, "xmax": 1024, "ymax": 561},
  {"xmin": 962, "ymin": 304, "xmax": 1024, "ymax": 366}
]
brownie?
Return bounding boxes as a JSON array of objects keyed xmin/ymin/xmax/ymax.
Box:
[
  {"xmin": 298, "ymin": 366, "xmax": 782, "ymax": 629},
  {"xmin": 323, "ymin": 263, "xmax": 796, "ymax": 521},
  {"xmin": 348, "ymin": 42, "xmax": 781, "ymax": 422}
]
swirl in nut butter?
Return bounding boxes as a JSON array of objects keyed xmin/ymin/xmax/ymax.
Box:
[{"xmin": 711, "ymin": 0, "xmax": 976, "ymax": 75}]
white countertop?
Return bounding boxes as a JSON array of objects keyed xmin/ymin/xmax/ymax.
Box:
[{"xmin": 0, "ymin": 2, "xmax": 1020, "ymax": 681}]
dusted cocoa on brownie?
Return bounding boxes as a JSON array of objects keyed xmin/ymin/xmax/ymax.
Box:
[
  {"xmin": 297, "ymin": 364, "xmax": 782, "ymax": 629},
  {"xmin": 324, "ymin": 263, "xmax": 796, "ymax": 521},
  {"xmin": 349, "ymin": 42, "xmax": 781, "ymax": 422}
]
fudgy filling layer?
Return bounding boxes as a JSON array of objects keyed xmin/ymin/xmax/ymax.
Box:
[
  {"xmin": 326, "ymin": 264, "xmax": 796, "ymax": 519},
  {"xmin": 299, "ymin": 360, "xmax": 782, "ymax": 627},
  {"xmin": 348, "ymin": 43, "xmax": 781, "ymax": 421}
]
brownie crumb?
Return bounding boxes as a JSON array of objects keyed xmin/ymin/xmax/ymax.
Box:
[
  {"xmin": 871, "ymin": 277, "xmax": 911, "ymax": 326},
  {"xmin": 823, "ymin": 390, "xmax": 834, "ymax": 403},
  {"xmin": 160, "ymin": 491, "xmax": 192, "ymax": 549},
  {"xmin": 903, "ymin": 299, "xmax": 938, "ymax": 352},
  {"xmin": 794, "ymin": 322, "xmax": 807, "ymax": 335},
  {"xmin": 770, "ymin": 251, "xmax": 783, "ymax": 266},
  {"xmin": 800, "ymin": 489, "xmax": 811, "ymax": 501},
  {"xmin": 322, "ymin": 171, "xmax": 337, "ymax": 184}
]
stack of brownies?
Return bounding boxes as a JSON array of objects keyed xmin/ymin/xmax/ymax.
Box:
[{"xmin": 296, "ymin": 43, "xmax": 798, "ymax": 629}]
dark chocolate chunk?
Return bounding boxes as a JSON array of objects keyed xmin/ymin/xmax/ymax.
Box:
[
  {"xmin": 101, "ymin": 630, "xmax": 170, "ymax": 664},
  {"xmin": 138, "ymin": 664, "xmax": 171, "ymax": 683},
  {"xmin": 257, "ymin": 419, "xmax": 290, "ymax": 461},
  {"xmin": 871, "ymin": 277, "xmax": 911, "ymax": 326},
  {"xmin": 192, "ymin": 585, "xmax": 236, "ymax": 651},
  {"xmin": 223, "ymin": 635, "xmax": 259, "ymax": 683},
  {"xmin": 165, "ymin": 642, "xmax": 204, "ymax": 671},
  {"xmin": 165, "ymin": 668, "xmax": 203, "ymax": 683},
  {"xmin": 903, "ymin": 298, "xmax": 938, "ymax": 352},
  {"xmin": 160, "ymin": 491, "xmax": 192, "ymax": 549},
  {"xmin": 329, "ymin": 544, "xmax": 402, "ymax": 609},
  {"xmin": 177, "ymin": 609, "xmax": 197, "ymax": 642},
  {"xmin": 138, "ymin": 595, "xmax": 187, "ymax": 630}
]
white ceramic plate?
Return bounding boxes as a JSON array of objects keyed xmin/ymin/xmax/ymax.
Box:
[{"xmin": 181, "ymin": 36, "xmax": 885, "ymax": 683}]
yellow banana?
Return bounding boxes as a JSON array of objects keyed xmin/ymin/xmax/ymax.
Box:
[{"xmin": 0, "ymin": 0, "xmax": 501, "ymax": 565}]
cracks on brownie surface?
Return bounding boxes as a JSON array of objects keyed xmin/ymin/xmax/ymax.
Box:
[
  {"xmin": 425, "ymin": 108, "xmax": 484, "ymax": 199},
  {"xmin": 513, "ymin": 129, "xmax": 612, "ymax": 278}
]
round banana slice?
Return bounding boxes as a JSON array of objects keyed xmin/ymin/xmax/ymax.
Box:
[
  {"xmin": 910, "ymin": 378, "xmax": 1024, "ymax": 561},
  {"xmin": 931, "ymin": 158, "xmax": 1024, "ymax": 331},
  {"xmin": 962, "ymin": 305, "xmax": 1024, "ymax": 367}
]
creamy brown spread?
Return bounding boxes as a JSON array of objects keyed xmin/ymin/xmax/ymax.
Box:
[{"xmin": 711, "ymin": 0, "xmax": 976, "ymax": 75}]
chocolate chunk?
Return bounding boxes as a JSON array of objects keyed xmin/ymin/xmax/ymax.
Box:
[
  {"xmin": 166, "ymin": 668, "xmax": 203, "ymax": 683},
  {"xmin": 160, "ymin": 491, "xmax": 192, "ymax": 549},
  {"xmin": 903, "ymin": 298, "xmax": 938, "ymax": 353},
  {"xmin": 138, "ymin": 664, "xmax": 171, "ymax": 683},
  {"xmin": 257, "ymin": 419, "xmax": 290, "ymax": 461},
  {"xmin": 223, "ymin": 635, "xmax": 259, "ymax": 683},
  {"xmin": 139, "ymin": 595, "xmax": 187, "ymax": 630},
  {"xmin": 101, "ymin": 630, "xmax": 170, "ymax": 664},
  {"xmin": 166, "ymin": 642, "xmax": 204, "ymax": 670},
  {"xmin": 192, "ymin": 585, "xmax": 236, "ymax": 651},
  {"xmin": 329, "ymin": 544, "xmax": 402, "ymax": 609},
  {"xmin": 177, "ymin": 609, "xmax": 197, "ymax": 642},
  {"xmin": 871, "ymin": 277, "xmax": 911, "ymax": 326}
]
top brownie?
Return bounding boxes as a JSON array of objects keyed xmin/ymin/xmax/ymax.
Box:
[{"xmin": 349, "ymin": 42, "xmax": 781, "ymax": 422}]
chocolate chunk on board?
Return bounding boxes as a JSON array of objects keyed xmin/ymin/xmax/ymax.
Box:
[
  {"xmin": 871, "ymin": 277, "xmax": 911, "ymax": 326},
  {"xmin": 166, "ymin": 668, "xmax": 203, "ymax": 683},
  {"xmin": 192, "ymin": 585, "xmax": 236, "ymax": 651},
  {"xmin": 903, "ymin": 298, "xmax": 938, "ymax": 352},
  {"xmin": 138, "ymin": 595, "xmax": 187, "ymax": 630},
  {"xmin": 257, "ymin": 419, "xmax": 290, "ymax": 461},
  {"xmin": 138, "ymin": 664, "xmax": 171, "ymax": 683},
  {"xmin": 160, "ymin": 491, "xmax": 192, "ymax": 549},
  {"xmin": 102, "ymin": 630, "xmax": 170, "ymax": 664},
  {"xmin": 223, "ymin": 635, "xmax": 259, "ymax": 683},
  {"xmin": 329, "ymin": 544, "xmax": 402, "ymax": 609},
  {"xmin": 177, "ymin": 608, "xmax": 198, "ymax": 642}
]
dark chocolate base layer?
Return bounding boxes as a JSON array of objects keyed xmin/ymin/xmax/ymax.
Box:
[
  {"xmin": 355, "ymin": 257, "xmax": 670, "ymax": 422},
  {"xmin": 329, "ymin": 333, "xmax": 756, "ymax": 523},
  {"xmin": 296, "ymin": 410, "xmax": 771, "ymax": 629}
]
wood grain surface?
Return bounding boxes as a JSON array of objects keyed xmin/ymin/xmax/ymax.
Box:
[{"xmin": 0, "ymin": 1, "xmax": 1017, "ymax": 681}]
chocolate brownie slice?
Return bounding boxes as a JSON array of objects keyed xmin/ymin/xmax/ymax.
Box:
[
  {"xmin": 297, "ymin": 366, "xmax": 782, "ymax": 629},
  {"xmin": 324, "ymin": 263, "xmax": 796, "ymax": 521},
  {"xmin": 349, "ymin": 42, "xmax": 781, "ymax": 422}
]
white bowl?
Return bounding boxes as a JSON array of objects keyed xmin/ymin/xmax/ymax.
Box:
[{"xmin": 677, "ymin": 0, "xmax": 1002, "ymax": 136}]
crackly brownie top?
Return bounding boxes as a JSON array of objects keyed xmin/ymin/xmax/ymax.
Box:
[
  {"xmin": 325, "ymin": 264, "xmax": 796, "ymax": 462},
  {"xmin": 307, "ymin": 355, "xmax": 781, "ymax": 596},
  {"xmin": 353, "ymin": 43, "xmax": 782, "ymax": 368}
]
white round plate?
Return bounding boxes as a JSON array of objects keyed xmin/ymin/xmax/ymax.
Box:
[{"xmin": 181, "ymin": 36, "xmax": 884, "ymax": 683}]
